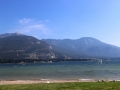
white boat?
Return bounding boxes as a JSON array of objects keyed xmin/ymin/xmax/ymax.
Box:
[
  {"xmin": 19, "ymin": 61, "xmax": 26, "ymax": 65},
  {"xmin": 98, "ymin": 59, "xmax": 102, "ymax": 64}
]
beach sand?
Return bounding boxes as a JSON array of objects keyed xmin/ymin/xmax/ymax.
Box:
[{"xmin": 0, "ymin": 79, "xmax": 96, "ymax": 85}]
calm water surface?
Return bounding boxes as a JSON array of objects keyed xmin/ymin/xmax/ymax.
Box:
[{"xmin": 0, "ymin": 60, "xmax": 120, "ymax": 80}]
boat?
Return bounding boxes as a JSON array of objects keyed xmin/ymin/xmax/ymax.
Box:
[
  {"xmin": 98, "ymin": 59, "xmax": 102, "ymax": 64},
  {"xmin": 19, "ymin": 61, "xmax": 26, "ymax": 65}
]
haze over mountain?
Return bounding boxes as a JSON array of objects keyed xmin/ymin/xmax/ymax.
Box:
[
  {"xmin": 43, "ymin": 37, "xmax": 120, "ymax": 58},
  {"xmin": 0, "ymin": 33, "xmax": 120, "ymax": 60},
  {"xmin": 0, "ymin": 32, "xmax": 23, "ymax": 38}
]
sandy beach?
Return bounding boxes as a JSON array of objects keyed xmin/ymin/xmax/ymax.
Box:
[
  {"xmin": 0, "ymin": 79, "xmax": 120, "ymax": 85},
  {"xmin": 0, "ymin": 79, "xmax": 97, "ymax": 85}
]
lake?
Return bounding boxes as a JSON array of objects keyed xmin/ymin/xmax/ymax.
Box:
[{"xmin": 0, "ymin": 60, "xmax": 120, "ymax": 80}]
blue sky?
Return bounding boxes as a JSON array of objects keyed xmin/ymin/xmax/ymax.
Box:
[{"xmin": 1, "ymin": 0, "xmax": 120, "ymax": 46}]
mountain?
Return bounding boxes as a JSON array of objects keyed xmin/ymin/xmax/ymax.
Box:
[
  {"xmin": 0, "ymin": 32, "xmax": 120, "ymax": 59},
  {"xmin": 0, "ymin": 35, "xmax": 67, "ymax": 59},
  {"xmin": 42, "ymin": 37, "xmax": 120, "ymax": 58},
  {"xmin": 0, "ymin": 32, "xmax": 23, "ymax": 38}
]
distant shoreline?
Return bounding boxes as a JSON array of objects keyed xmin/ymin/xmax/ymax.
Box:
[
  {"xmin": 0, "ymin": 58, "xmax": 96, "ymax": 63},
  {"xmin": 0, "ymin": 58, "xmax": 120, "ymax": 64}
]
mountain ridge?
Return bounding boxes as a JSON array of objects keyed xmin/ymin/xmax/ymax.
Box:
[
  {"xmin": 42, "ymin": 37, "xmax": 120, "ymax": 58},
  {"xmin": 0, "ymin": 32, "xmax": 24, "ymax": 38},
  {"xmin": 0, "ymin": 33, "xmax": 120, "ymax": 59},
  {"xmin": 0, "ymin": 35, "xmax": 70, "ymax": 60}
]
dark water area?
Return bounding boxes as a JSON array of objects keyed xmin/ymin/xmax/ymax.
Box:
[{"xmin": 0, "ymin": 60, "xmax": 120, "ymax": 80}]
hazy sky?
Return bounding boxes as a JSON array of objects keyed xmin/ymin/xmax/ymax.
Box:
[{"xmin": 1, "ymin": 0, "xmax": 120, "ymax": 46}]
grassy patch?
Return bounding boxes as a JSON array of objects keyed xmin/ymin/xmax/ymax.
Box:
[{"xmin": 0, "ymin": 82, "xmax": 120, "ymax": 90}]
